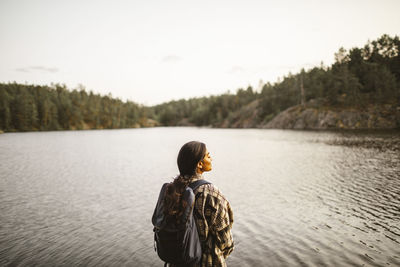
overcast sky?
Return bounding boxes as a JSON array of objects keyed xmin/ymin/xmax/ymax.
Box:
[{"xmin": 0, "ymin": 0, "xmax": 399, "ymax": 105}]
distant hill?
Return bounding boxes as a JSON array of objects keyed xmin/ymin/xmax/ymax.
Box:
[{"xmin": 150, "ymin": 34, "xmax": 400, "ymax": 130}]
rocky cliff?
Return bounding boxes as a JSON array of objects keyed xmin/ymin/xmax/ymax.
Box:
[
  {"xmin": 171, "ymin": 99, "xmax": 400, "ymax": 130},
  {"xmin": 262, "ymin": 104, "xmax": 400, "ymax": 130}
]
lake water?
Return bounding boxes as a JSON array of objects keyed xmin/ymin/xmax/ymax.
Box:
[{"xmin": 0, "ymin": 128, "xmax": 399, "ymax": 267}]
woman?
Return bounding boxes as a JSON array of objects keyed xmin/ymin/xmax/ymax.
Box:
[{"xmin": 164, "ymin": 141, "xmax": 234, "ymax": 267}]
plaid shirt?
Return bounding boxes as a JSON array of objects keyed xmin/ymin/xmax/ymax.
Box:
[{"xmin": 188, "ymin": 174, "xmax": 234, "ymax": 267}]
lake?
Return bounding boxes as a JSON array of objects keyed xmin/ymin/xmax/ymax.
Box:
[{"xmin": 0, "ymin": 128, "xmax": 399, "ymax": 266}]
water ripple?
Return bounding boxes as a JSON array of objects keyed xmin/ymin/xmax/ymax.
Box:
[{"xmin": 0, "ymin": 129, "xmax": 399, "ymax": 266}]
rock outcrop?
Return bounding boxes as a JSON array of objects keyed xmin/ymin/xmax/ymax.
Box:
[
  {"xmin": 262, "ymin": 104, "xmax": 400, "ymax": 130},
  {"xmin": 221, "ymin": 100, "xmax": 261, "ymax": 128}
]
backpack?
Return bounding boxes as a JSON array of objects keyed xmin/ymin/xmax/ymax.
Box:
[{"xmin": 152, "ymin": 179, "xmax": 211, "ymax": 266}]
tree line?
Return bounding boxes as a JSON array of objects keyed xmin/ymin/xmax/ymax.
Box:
[
  {"xmin": 153, "ymin": 34, "xmax": 400, "ymax": 127},
  {"xmin": 0, "ymin": 83, "xmax": 151, "ymax": 131},
  {"xmin": 0, "ymin": 34, "xmax": 399, "ymax": 132}
]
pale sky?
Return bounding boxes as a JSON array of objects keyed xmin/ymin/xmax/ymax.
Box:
[{"xmin": 0, "ymin": 0, "xmax": 399, "ymax": 105}]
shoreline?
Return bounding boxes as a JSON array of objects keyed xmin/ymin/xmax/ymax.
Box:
[{"xmin": 1, "ymin": 126, "xmax": 399, "ymax": 134}]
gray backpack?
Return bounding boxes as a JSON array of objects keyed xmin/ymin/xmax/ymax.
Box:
[{"xmin": 152, "ymin": 179, "xmax": 211, "ymax": 266}]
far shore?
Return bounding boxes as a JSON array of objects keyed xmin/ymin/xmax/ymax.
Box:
[{"xmin": 1, "ymin": 126, "xmax": 400, "ymax": 134}]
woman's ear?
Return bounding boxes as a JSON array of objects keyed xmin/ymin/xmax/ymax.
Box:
[{"xmin": 197, "ymin": 161, "xmax": 203, "ymax": 170}]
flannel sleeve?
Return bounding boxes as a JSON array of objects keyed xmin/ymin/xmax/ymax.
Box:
[{"xmin": 211, "ymin": 194, "xmax": 234, "ymax": 258}]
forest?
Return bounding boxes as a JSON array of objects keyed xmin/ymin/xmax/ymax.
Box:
[
  {"xmin": 0, "ymin": 84, "xmax": 154, "ymax": 131},
  {"xmin": 0, "ymin": 34, "xmax": 399, "ymax": 132}
]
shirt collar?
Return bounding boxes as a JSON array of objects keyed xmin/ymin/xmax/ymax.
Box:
[{"xmin": 182, "ymin": 173, "xmax": 203, "ymax": 183}]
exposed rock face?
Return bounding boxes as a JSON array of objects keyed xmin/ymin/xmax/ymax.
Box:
[
  {"xmin": 263, "ymin": 104, "xmax": 400, "ymax": 130},
  {"xmin": 228, "ymin": 100, "xmax": 260, "ymax": 128},
  {"xmin": 168, "ymin": 98, "xmax": 399, "ymax": 130}
]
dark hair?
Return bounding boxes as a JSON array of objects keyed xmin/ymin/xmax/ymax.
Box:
[
  {"xmin": 163, "ymin": 141, "xmax": 207, "ymax": 222},
  {"xmin": 177, "ymin": 141, "xmax": 207, "ymax": 176}
]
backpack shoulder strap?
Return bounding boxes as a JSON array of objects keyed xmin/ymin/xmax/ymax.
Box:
[{"xmin": 189, "ymin": 179, "xmax": 211, "ymax": 192}]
